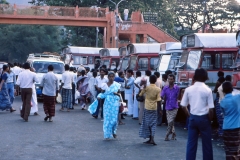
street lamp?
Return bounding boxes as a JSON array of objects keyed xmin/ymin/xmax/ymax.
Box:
[{"xmin": 109, "ymin": 0, "xmax": 126, "ymax": 48}]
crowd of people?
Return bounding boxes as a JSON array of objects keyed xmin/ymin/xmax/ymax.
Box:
[{"xmin": 0, "ymin": 62, "xmax": 240, "ymax": 160}]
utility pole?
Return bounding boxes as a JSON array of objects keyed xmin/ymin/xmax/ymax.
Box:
[
  {"xmin": 202, "ymin": 0, "xmax": 207, "ymax": 33},
  {"xmin": 109, "ymin": 0, "xmax": 126, "ymax": 48}
]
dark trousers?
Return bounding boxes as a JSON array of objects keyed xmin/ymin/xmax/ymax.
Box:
[
  {"xmin": 157, "ymin": 101, "xmax": 162, "ymax": 125},
  {"xmin": 162, "ymin": 103, "xmax": 167, "ymax": 124},
  {"xmin": 93, "ymin": 91, "xmax": 104, "ymax": 118},
  {"xmin": 72, "ymin": 83, "xmax": 75, "ymax": 106},
  {"xmin": 186, "ymin": 114, "xmax": 213, "ymax": 160},
  {"xmin": 20, "ymin": 88, "xmax": 32, "ymax": 120}
]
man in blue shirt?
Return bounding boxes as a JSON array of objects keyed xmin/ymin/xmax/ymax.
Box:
[{"xmin": 220, "ymin": 82, "xmax": 240, "ymax": 159}]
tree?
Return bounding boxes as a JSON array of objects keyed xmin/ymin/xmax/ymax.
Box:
[
  {"xmin": 172, "ymin": 0, "xmax": 240, "ymax": 36},
  {"xmin": 0, "ymin": 0, "xmax": 9, "ymax": 4},
  {"xmin": 0, "ymin": 25, "xmax": 62, "ymax": 62}
]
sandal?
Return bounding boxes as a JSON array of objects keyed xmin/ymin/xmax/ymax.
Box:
[{"xmin": 44, "ymin": 116, "xmax": 49, "ymax": 121}]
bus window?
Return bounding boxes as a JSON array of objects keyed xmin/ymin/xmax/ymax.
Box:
[
  {"xmin": 222, "ymin": 53, "xmax": 234, "ymax": 70},
  {"xmin": 201, "ymin": 53, "xmax": 220, "ymax": 70},
  {"xmin": 89, "ymin": 56, "xmax": 93, "ymax": 64},
  {"xmin": 111, "ymin": 58, "xmax": 120, "ymax": 70},
  {"xmin": 82, "ymin": 57, "xmax": 88, "ymax": 65},
  {"xmin": 138, "ymin": 58, "xmax": 148, "ymax": 70},
  {"xmin": 150, "ymin": 57, "xmax": 159, "ymax": 70},
  {"xmin": 186, "ymin": 50, "xmax": 201, "ymax": 70},
  {"xmin": 121, "ymin": 57, "xmax": 129, "ymax": 70},
  {"xmin": 129, "ymin": 56, "xmax": 137, "ymax": 70},
  {"xmin": 73, "ymin": 56, "xmax": 81, "ymax": 65}
]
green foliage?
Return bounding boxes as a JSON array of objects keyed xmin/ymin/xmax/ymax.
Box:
[
  {"xmin": 0, "ymin": 25, "xmax": 62, "ymax": 62},
  {"xmin": 0, "ymin": 0, "xmax": 9, "ymax": 4}
]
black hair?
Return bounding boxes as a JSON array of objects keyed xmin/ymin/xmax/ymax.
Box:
[
  {"xmin": 101, "ymin": 65, "xmax": 107, "ymax": 69},
  {"xmin": 162, "ymin": 74, "xmax": 167, "ymax": 80},
  {"xmin": 127, "ymin": 69, "xmax": 133, "ymax": 75},
  {"xmin": 23, "ymin": 62, "xmax": 30, "ymax": 69},
  {"xmin": 149, "ymin": 75, "xmax": 157, "ymax": 84},
  {"xmin": 225, "ymin": 75, "xmax": 232, "ymax": 82},
  {"xmin": 193, "ymin": 68, "xmax": 208, "ymax": 82},
  {"xmin": 85, "ymin": 67, "xmax": 90, "ymax": 71},
  {"xmin": 154, "ymin": 72, "xmax": 160, "ymax": 78},
  {"xmin": 48, "ymin": 65, "xmax": 54, "ymax": 71},
  {"xmin": 70, "ymin": 67, "xmax": 74, "ymax": 71},
  {"xmin": 13, "ymin": 62, "xmax": 17, "ymax": 66},
  {"xmin": 64, "ymin": 64, "xmax": 70, "ymax": 70},
  {"xmin": 100, "ymin": 68, "xmax": 106, "ymax": 73},
  {"xmin": 93, "ymin": 71, "xmax": 97, "ymax": 77},
  {"xmin": 113, "ymin": 68, "xmax": 117, "ymax": 73},
  {"xmin": 218, "ymin": 77, "xmax": 225, "ymax": 84},
  {"xmin": 168, "ymin": 74, "xmax": 175, "ymax": 80},
  {"xmin": 118, "ymin": 71, "xmax": 123, "ymax": 77},
  {"xmin": 222, "ymin": 81, "xmax": 233, "ymax": 94},
  {"xmin": 165, "ymin": 70, "xmax": 172, "ymax": 77},
  {"xmin": 217, "ymin": 71, "xmax": 224, "ymax": 78},
  {"xmin": 81, "ymin": 70, "xmax": 86, "ymax": 76},
  {"xmin": 8, "ymin": 63, "xmax": 13, "ymax": 68},
  {"xmin": 136, "ymin": 71, "xmax": 141, "ymax": 77},
  {"xmin": 145, "ymin": 70, "xmax": 151, "ymax": 76},
  {"xmin": 91, "ymin": 69, "xmax": 95, "ymax": 72},
  {"xmin": 2, "ymin": 65, "xmax": 9, "ymax": 71}
]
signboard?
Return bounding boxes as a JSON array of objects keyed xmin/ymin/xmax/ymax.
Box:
[
  {"xmin": 142, "ymin": 12, "xmax": 157, "ymax": 25},
  {"xmin": 187, "ymin": 35, "xmax": 195, "ymax": 47}
]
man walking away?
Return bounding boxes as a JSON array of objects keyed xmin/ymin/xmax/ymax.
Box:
[
  {"xmin": 181, "ymin": 68, "xmax": 214, "ymax": 160},
  {"xmin": 161, "ymin": 74, "xmax": 179, "ymax": 141},
  {"xmin": 70, "ymin": 67, "xmax": 77, "ymax": 108},
  {"xmin": 154, "ymin": 72, "xmax": 162, "ymax": 126},
  {"xmin": 40, "ymin": 65, "xmax": 59, "ymax": 122},
  {"xmin": 139, "ymin": 75, "xmax": 161, "ymax": 145},
  {"xmin": 60, "ymin": 64, "xmax": 73, "ymax": 112},
  {"xmin": 16, "ymin": 62, "xmax": 38, "ymax": 122}
]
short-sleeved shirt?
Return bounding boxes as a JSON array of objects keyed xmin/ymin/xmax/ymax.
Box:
[
  {"xmin": 41, "ymin": 71, "xmax": 59, "ymax": 96},
  {"xmin": 62, "ymin": 71, "xmax": 73, "ymax": 89},
  {"xmin": 181, "ymin": 82, "xmax": 214, "ymax": 116},
  {"xmin": 1, "ymin": 72, "xmax": 8, "ymax": 82},
  {"xmin": 16, "ymin": 69, "xmax": 38, "ymax": 88},
  {"xmin": 95, "ymin": 76, "xmax": 108, "ymax": 88},
  {"xmin": 220, "ymin": 93, "xmax": 240, "ymax": 130},
  {"xmin": 161, "ymin": 85, "xmax": 179, "ymax": 110},
  {"xmin": 134, "ymin": 77, "xmax": 142, "ymax": 94},
  {"xmin": 139, "ymin": 84, "xmax": 161, "ymax": 110}
]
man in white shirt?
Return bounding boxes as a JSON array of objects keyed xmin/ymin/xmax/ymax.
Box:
[
  {"xmin": 12, "ymin": 63, "xmax": 22, "ymax": 79},
  {"xmin": 16, "ymin": 62, "xmax": 38, "ymax": 122},
  {"xmin": 181, "ymin": 68, "xmax": 214, "ymax": 160},
  {"xmin": 70, "ymin": 67, "xmax": 77, "ymax": 108},
  {"xmin": 133, "ymin": 71, "xmax": 142, "ymax": 119},
  {"xmin": 92, "ymin": 68, "xmax": 108, "ymax": 118},
  {"xmin": 154, "ymin": 71, "xmax": 163, "ymax": 126},
  {"xmin": 60, "ymin": 64, "xmax": 73, "ymax": 112}
]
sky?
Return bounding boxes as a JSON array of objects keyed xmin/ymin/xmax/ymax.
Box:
[{"xmin": 7, "ymin": 0, "xmax": 31, "ymax": 5}]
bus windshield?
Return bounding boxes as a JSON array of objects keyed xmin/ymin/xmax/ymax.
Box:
[
  {"xmin": 121, "ymin": 57, "xmax": 129, "ymax": 70},
  {"xmin": 33, "ymin": 61, "xmax": 64, "ymax": 74},
  {"xmin": 129, "ymin": 56, "xmax": 137, "ymax": 70}
]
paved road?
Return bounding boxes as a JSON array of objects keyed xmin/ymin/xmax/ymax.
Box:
[{"xmin": 0, "ymin": 97, "xmax": 225, "ymax": 160}]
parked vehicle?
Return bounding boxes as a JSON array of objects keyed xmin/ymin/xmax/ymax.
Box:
[
  {"xmin": 232, "ymin": 31, "xmax": 240, "ymax": 88},
  {"xmin": 62, "ymin": 46, "xmax": 102, "ymax": 70},
  {"xmin": 119, "ymin": 43, "xmax": 161, "ymax": 74},
  {"xmin": 157, "ymin": 42, "xmax": 182, "ymax": 75},
  {"xmin": 176, "ymin": 33, "xmax": 238, "ymax": 88},
  {"xmin": 0, "ymin": 61, "xmax": 8, "ymax": 74},
  {"xmin": 99, "ymin": 48, "xmax": 120, "ymax": 70},
  {"xmin": 27, "ymin": 53, "xmax": 64, "ymax": 97}
]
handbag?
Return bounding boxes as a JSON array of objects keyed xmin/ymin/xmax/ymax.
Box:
[
  {"xmin": 136, "ymin": 90, "xmax": 144, "ymax": 102},
  {"xmin": 119, "ymin": 94, "xmax": 126, "ymax": 113}
]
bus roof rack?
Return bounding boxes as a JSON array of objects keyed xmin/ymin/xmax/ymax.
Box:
[{"xmin": 28, "ymin": 53, "xmax": 61, "ymax": 61}]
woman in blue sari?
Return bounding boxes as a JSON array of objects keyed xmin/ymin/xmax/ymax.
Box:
[
  {"xmin": 0, "ymin": 65, "xmax": 16, "ymax": 112},
  {"xmin": 89, "ymin": 71, "xmax": 121, "ymax": 139}
]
